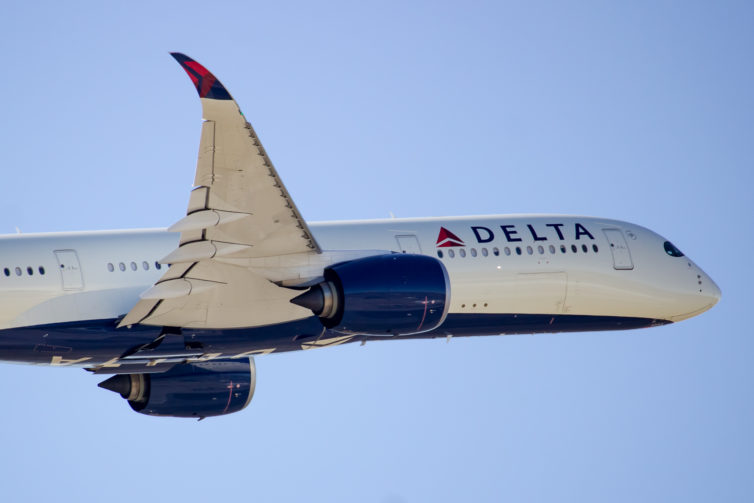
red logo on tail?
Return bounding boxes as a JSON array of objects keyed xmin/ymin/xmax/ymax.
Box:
[{"xmin": 436, "ymin": 227, "xmax": 465, "ymax": 247}]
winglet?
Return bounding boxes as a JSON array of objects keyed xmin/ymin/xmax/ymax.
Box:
[{"xmin": 170, "ymin": 52, "xmax": 233, "ymax": 100}]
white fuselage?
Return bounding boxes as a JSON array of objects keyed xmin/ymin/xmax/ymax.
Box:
[{"xmin": 0, "ymin": 215, "xmax": 719, "ymax": 333}]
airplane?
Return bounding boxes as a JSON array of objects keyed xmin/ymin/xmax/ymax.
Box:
[{"xmin": 0, "ymin": 53, "xmax": 720, "ymax": 419}]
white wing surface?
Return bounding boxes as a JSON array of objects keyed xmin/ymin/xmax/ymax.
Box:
[{"xmin": 119, "ymin": 53, "xmax": 319, "ymax": 329}]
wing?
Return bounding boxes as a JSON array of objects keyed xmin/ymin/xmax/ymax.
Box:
[
  {"xmin": 119, "ymin": 53, "xmax": 320, "ymax": 329},
  {"xmin": 167, "ymin": 52, "xmax": 319, "ymax": 256}
]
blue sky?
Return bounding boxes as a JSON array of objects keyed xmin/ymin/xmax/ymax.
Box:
[{"xmin": 0, "ymin": 1, "xmax": 751, "ymax": 501}]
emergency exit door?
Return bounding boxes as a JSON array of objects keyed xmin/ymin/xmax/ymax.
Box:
[
  {"xmin": 395, "ymin": 235, "xmax": 422, "ymax": 254},
  {"xmin": 54, "ymin": 249, "xmax": 84, "ymax": 290}
]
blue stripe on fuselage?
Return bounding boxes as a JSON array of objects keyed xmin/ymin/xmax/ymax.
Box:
[{"xmin": 0, "ymin": 314, "xmax": 670, "ymax": 366}]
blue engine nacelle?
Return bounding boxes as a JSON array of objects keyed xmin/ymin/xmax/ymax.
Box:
[
  {"xmin": 98, "ymin": 358, "xmax": 256, "ymax": 419},
  {"xmin": 291, "ymin": 254, "xmax": 450, "ymax": 336}
]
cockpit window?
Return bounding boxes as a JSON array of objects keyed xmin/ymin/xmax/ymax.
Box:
[{"xmin": 664, "ymin": 241, "xmax": 684, "ymax": 257}]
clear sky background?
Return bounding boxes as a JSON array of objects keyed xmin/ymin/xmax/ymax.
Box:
[{"xmin": 0, "ymin": 1, "xmax": 751, "ymax": 501}]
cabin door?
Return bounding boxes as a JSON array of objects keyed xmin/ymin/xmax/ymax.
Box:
[
  {"xmin": 54, "ymin": 249, "xmax": 84, "ymax": 290},
  {"xmin": 603, "ymin": 229, "xmax": 634, "ymax": 270}
]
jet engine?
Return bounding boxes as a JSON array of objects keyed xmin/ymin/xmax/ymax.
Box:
[
  {"xmin": 98, "ymin": 358, "xmax": 255, "ymax": 419},
  {"xmin": 291, "ymin": 254, "xmax": 450, "ymax": 336}
]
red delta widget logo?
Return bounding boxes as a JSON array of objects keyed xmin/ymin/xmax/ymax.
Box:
[{"xmin": 436, "ymin": 227, "xmax": 465, "ymax": 247}]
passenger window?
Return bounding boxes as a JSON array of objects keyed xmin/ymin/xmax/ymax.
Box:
[
  {"xmin": 526, "ymin": 246, "xmax": 533, "ymax": 255},
  {"xmin": 549, "ymin": 245, "xmax": 556, "ymax": 254},
  {"xmin": 130, "ymin": 262, "xmax": 137, "ymax": 271},
  {"xmin": 119, "ymin": 262, "xmax": 126, "ymax": 271},
  {"xmin": 448, "ymin": 249, "xmax": 455, "ymax": 258},
  {"xmin": 481, "ymin": 248, "xmax": 488, "ymax": 257},
  {"xmin": 437, "ymin": 250, "xmax": 444, "ymax": 258},
  {"xmin": 15, "ymin": 267, "xmax": 21, "ymax": 276},
  {"xmin": 582, "ymin": 244, "xmax": 588, "ymax": 253},
  {"xmin": 470, "ymin": 248, "xmax": 477, "ymax": 257},
  {"xmin": 459, "ymin": 249, "xmax": 466, "ymax": 258},
  {"xmin": 560, "ymin": 245, "xmax": 567, "ymax": 253},
  {"xmin": 142, "ymin": 261, "xmax": 149, "ymax": 270},
  {"xmin": 3, "ymin": 268, "xmax": 9, "ymax": 277},
  {"xmin": 38, "ymin": 266, "xmax": 45, "ymax": 275},
  {"xmin": 538, "ymin": 245, "xmax": 544, "ymax": 254},
  {"xmin": 26, "ymin": 267, "xmax": 33, "ymax": 276},
  {"xmin": 107, "ymin": 263, "xmax": 114, "ymax": 272},
  {"xmin": 504, "ymin": 247, "xmax": 511, "ymax": 256},
  {"xmin": 571, "ymin": 244, "xmax": 578, "ymax": 253},
  {"xmin": 593, "ymin": 244, "xmax": 599, "ymax": 252},
  {"xmin": 515, "ymin": 247, "xmax": 522, "ymax": 255},
  {"xmin": 155, "ymin": 262, "xmax": 162, "ymax": 270},
  {"xmin": 493, "ymin": 247, "xmax": 500, "ymax": 256}
]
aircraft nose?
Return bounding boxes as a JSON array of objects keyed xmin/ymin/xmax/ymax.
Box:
[
  {"xmin": 704, "ymin": 274, "xmax": 722, "ymax": 306},
  {"xmin": 687, "ymin": 269, "xmax": 721, "ymax": 318},
  {"xmin": 668, "ymin": 266, "xmax": 721, "ymax": 322}
]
